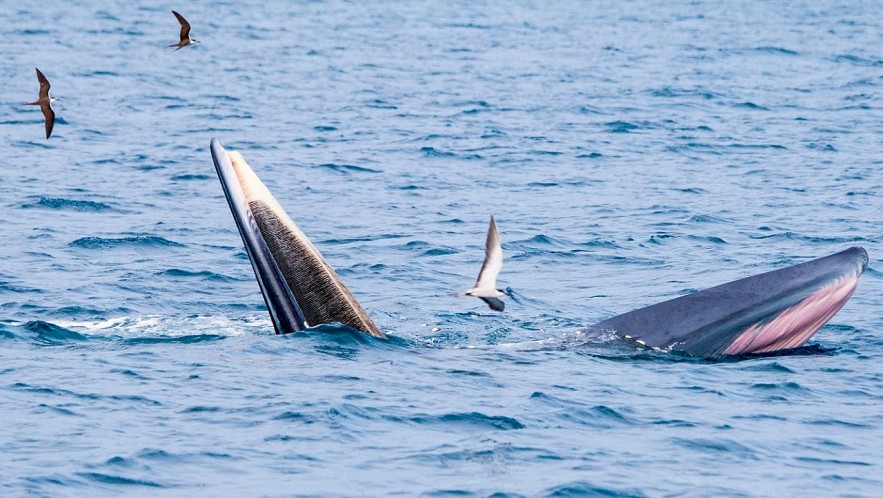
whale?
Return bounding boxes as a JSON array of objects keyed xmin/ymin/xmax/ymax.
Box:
[
  {"xmin": 210, "ymin": 139, "xmax": 384, "ymax": 338},
  {"xmin": 590, "ymin": 246, "xmax": 867, "ymax": 356},
  {"xmin": 210, "ymin": 138, "xmax": 867, "ymax": 356}
]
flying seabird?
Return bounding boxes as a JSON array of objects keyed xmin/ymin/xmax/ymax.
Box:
[
  {"xmin": 169, "ymin": 10, "xmax": 199, "ymax": 50},
  {"xmin": 25, "ymin": 68, "xmax": 57, "ymax": 139},
  {"xmin": 459, "ymin": 215, "xmax": 507, "ymax": 311}
]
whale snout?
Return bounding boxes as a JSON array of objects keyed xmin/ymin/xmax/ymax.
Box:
[{"xmin": 854, "ymin": 246, "xmax": 869, "ymax": 273}]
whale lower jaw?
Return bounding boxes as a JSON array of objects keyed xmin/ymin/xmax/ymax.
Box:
[
  {"xmin": 594, "ymin": 247, "xmax": 867, "ymax": 357},
  {"xmin": 210, "ymin": 139, "xmax": 384, "ymax": 338},
  {"xmin": 722, "ymin": 272, "xmax": 860, "ymax": 355}
]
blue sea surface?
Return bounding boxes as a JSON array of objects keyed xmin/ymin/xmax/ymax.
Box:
[{"xmin": 2, "ymin": 1, "xmax": 882, "ymax": 496}]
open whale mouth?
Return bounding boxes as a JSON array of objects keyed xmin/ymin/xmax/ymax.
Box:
[
  {"xmin": 722, "ymin": 271, "xmax": 861, "ymax": 355},
  {"xmin": 210, "ymin": 139, "xmax": 384, "ymax": 338},
  {"xmin": 593, "ymin": 247, "xmax": 868, "ymax": 357},
  {"xmin": 211, "ymin": 139, "xmax": 866, "ymax": 355}
]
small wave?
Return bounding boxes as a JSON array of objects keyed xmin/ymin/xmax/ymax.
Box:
[
  {"xmin": 795, "ymin": 456, "xmax": 872, "ymax": 466},
  {"xmin": 733, "ymin": 101, "xmax": 769, "ymax": 110},
  {"xmin": 664, "ymin": 142, "xmax": 724, "ymax": 155},
  {"xmin": 689, "ymin": 214, "xmax": 730, "ymax": 224},
  {"xmin": 181, "ymin": 405, "xmax": 222, "ymax": 413},
  {"xmin": 750, "ymin": 381, "xmax": 805, "ymax": 391},
  {"xmin": 806, "ymin": 418, "xmax": 872, "ymax": 429},
  {"xmin": 578, "ymin": 104, "xmax": 605, "ymax": 114},
  {"xmin": 420, "ymin": 146, "xmax": 457, "ymax": 158},
  {"xmin": 23, "ymin": 321, "xmax": 89, "ymax": 344},
  {"xmin": 453, "ymin": 99, "xmax": 492, "ymax": 110},
  {"xmin": 316, "ymin": 163, "xmax": 381, "ymax": 174},
  {"xmin": 649, "ymin": 87, "xmax": 720, "ymax": 99},
  {"xmin": 158, "ymin": 269, "xmax": 238, "ymax": 282},
  {"xmin": 421, "ymin": 246, "xmax": 460, "ymax": 257},
  {"xmin": 16, "ymin": 139, "xmax": 53, "ymax": 149},
  {"xmin": 545, "ymin": 481, "xmax": 646, "ymax": 497},
  {"xmin": 123, "ymin": 334, "xmax": 227, "ymax": 345},
  {"xmin": 530, "ymin": 392, "xmax": 633, "ymax": 428},
  {"xmin": 728, "ymin": 142, "xmax": 786, "ymax": 150},
  {"xmin": 70, "ymin": 235, "xmax": 185, "ymax": 249},
  {"xmin": 273, "ymin": 411, "xmax": 316, "ymax": 423},
  {"xmin": 20, "ymin": 196, "xmax": 114, "ymax": 212},
  {"xmin": 0, "ymin": 322, "xmax": 18, "ymax": 339},
  {"xmin": 0, "ymin": 280, "xmax": 43, "ymax": 294},
  {"xmin": 446, "ymin": 369, "xmax": 491, "ymax": 377},
  {"xmin": 441, "ymin": 22, "xmax": 490, "ymax": 29},
  {"xmin": 604, "ymin": 121, "xmax": 641, "ymax": 133},
  {"xmin": 402, "ymin": 412, "xmax": 524, "ymax": 431},
  {"xmin": 740, "ymin": 361, "xmax": 796, "ymax": 373},
  {"xmin": 170, "ymin": 173, "xmax": 211, "ymax": 181},
  {"xmin": 833, "ymin": 54, "xmax": 883, "ymax": 66},
  {"xmin": 520, "ymin": 234, "xmax": 566, "ymax": 246},
  {"xmin": 86, "ymin": 69, "xmax": 120, "ymax": 76},
  {"xmin": 753, "ymin": 46, "xmax": 799, "ymax": 56},
  {"xmin": 748, "ymin": 232, "xmax": 869, "ymax": 244},
  {"xmin": 401, "ymin": 240, "xmax": 432, "ymax": 252},
  {"xmin": 391, "ymin": 184, "xmax": 429, "ymax": 191},
  {"xmin": 136, "ymin": 448, "xmax": 181, "ymax": 461},
  {"xmin": 671, "ymin": 437, "xmax": 758, "ymax": 458},
  {"xmin": 480, "ymin": 128, "xmax": 507, "ymax": 139},
  {"xmin": 365, "ymin": 98, "xmax": 397, "ymax": 109},
  {"xmin": 576, "ymin": 152, "xmax": 604, "ymax": 159},
  {"xmin": 806, "ymin": 142, "xmax": 837, "ymax": 152},
  {"xmin": 76, "ymin": 472, "xmax": 162, "ymax": 488},
  {"xmin": 462, "ymin": 107, "xmax": 487, "ymax": 115},
  {"xmin": 580, "ymin": 239, "xmax": 621, "ymax": 250},
  {"xmin": 687, "ymin": 234, "xmax": 727, "ymax": 244},
  {"xmin": 322, "ymin": 233, "xmax": 406, "ymax": 245},
  {"xmin": 281, "ymin": 323, "xmax": 395, "ymax": 358}
]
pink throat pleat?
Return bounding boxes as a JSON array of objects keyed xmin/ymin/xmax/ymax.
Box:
[{"xmin": 723, "ymin": 274, "xmax": 859, "ymax": 355}]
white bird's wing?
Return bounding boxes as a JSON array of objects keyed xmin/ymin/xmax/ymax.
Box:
[{"xmin": 474, "ymin": 215, "xmax": 502, "ymax": 290}]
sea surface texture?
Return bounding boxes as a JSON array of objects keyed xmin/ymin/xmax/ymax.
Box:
[{"xmin": 1, "ymin": 1, "xmax": 882, "ymax": 496}]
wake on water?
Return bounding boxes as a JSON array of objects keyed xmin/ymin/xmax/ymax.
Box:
[{"xmin": 0, "ymin": 312, "xmax": 834, "ymax": 362}]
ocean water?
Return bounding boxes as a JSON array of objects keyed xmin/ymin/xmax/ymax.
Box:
[{"xmin": 1, "ymin": 1, "xmax": 882, "ymax": 496}]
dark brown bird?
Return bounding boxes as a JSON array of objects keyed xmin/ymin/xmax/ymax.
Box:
[
  {"xmin": 24, "ymin": 68, "xmax": 57, "ymax": 139},
  {"xmin": 169, "ymin": 10, "xmax": 199, "ymax": 50}
]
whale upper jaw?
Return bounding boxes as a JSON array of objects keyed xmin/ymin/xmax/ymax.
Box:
[
  {"xmin": 210, "ymin": 138, "xmax": 384, "ymax": 338},
  {"xmin": 592, "ymin": 246, "xmax": 868, "ymax": 357}
]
